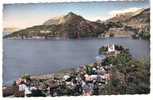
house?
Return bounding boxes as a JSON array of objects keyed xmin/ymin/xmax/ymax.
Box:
[
  {"xmin": 95, "ymin": 55, "xmax": 106, "ymax": 64},
  {"xmin": 40, "ymin": 30, "xmax": 51, "ymax": 33},
  {"xmin": 106, "ymin": 44, "xmax": 121, "ymax": 57},
  {"xmin": 108, "ymin": 44, "xmax": 115, "ymax": 53}
]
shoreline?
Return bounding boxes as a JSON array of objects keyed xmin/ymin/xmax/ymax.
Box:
[
  {"xmin": 3, "ymin": 36, "xmax": 134, "ymax": 40},
  {"xmin": 3, "ymin": 67, "xmax": 77, "ymax": 86}
]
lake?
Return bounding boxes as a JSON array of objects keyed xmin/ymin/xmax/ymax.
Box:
[{"xmin": 3, "ymin": 38, "xmax": 150, "ymax": 85}]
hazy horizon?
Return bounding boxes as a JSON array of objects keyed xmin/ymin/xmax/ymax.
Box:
[{"xmin": 3, "ymin": 1, "xmax": 149, "ymax": 29}]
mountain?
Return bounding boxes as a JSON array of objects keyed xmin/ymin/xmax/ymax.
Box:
[
  {"xmin": 3, "ymin": 27, "xmax": 21, "ymax": 37},
  {"xmin": 43, "ymin": 16, "xmax": 64, "ymax": 25},
  {"xmin": 3, "ymin": 27, "xmax": 20, "ymax": 35},
  {"xmin": 43, "ymin": 12, "xmax": 84, "ymax": 25},
  {"xmin": 53, "ymin": 12, "xmax": 106, "ymax": 38},
  {"xmin": 4, "ymin": 8, "xmax": 150, "ymax": 40},
  {"xmin": 108, "ymin": 8, "xmax": 150, "ymax": 29},
  {"xmin": 105, "ymin": 8, "xmax": 150, "ymax": 39},
  {"xmin": 4, "ymin": 12, "xmax": 106, "ymax": 39}
]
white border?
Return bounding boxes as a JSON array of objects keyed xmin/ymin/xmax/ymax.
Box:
[
  {"xmin": 0, "ymin": 0, "xmax": 146, "ymax": 4},
  {"xmin": 0, "ymin": 0, "xmax": 152, "ymax": 100}
]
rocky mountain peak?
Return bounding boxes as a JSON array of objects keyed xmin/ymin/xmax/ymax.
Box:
[
  {"xmin": 67, "ymin": 12, "xmax": 76, "ymax": 16},
  {"xmin": 43, "ymin": 12, "xmax": 84, "ymax": 25}
]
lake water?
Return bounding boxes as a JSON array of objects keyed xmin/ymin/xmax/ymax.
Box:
[{"xmin": 3, "ymin": 38, "xmax": 150, "ymax": 85}]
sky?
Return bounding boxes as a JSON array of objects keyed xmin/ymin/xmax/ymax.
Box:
[{"xmin": 3, "ymin": 0, "xmax": 150, "ymax": 29}]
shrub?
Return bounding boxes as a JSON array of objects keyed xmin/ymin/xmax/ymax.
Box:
[{"xmin": 21, "ymin": 74, "xmax": 31, "ymax": 81}]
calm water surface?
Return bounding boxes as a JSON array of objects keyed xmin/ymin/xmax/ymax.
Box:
[{"xmin": 3, "ymin": 38, "xmax": 150, "ymax": 85}]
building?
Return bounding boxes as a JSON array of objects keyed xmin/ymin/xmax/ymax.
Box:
[{"xmin": 108, "ymin": 44, "xmax": 115, "ymax": 53}]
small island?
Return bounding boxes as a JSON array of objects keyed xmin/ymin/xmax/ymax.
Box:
[{"xmin": 3, "ymin": 44, "xmax": 150, "ymax": 97}]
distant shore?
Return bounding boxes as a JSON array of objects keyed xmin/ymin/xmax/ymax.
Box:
[{"xmin": 3, "ymin": 36, "xmax": 135, "ymax": 41}]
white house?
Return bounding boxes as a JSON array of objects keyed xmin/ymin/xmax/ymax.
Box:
[{"xmin": 108, "ymin": 44, "xmax": 115, "ymax": 52}]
